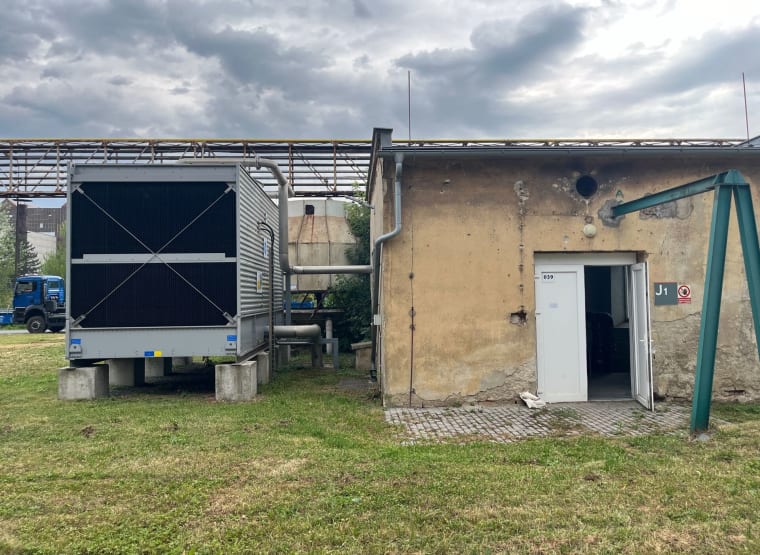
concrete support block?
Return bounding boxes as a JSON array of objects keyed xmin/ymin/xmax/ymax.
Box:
[
  {"xmin": 352, "ymin": 341, "xmax": 372, "ymax": 371},
  {"xmin": 215, "ymin": 361, "xmax": 257, "ymax": 401},
  {"xmin": 172, "ymin": 357, "xmax": 193, "ymax": 370},
  {"xmin": 58, "ymin": 365, "xmax": 109, "ymax": 400},
  {"xmin": 255, "ymin": 351, "xmax": 270, "ymax": 385},
  {"xmin": 145, "ymin": 357, "xmax": 170, "ymax": 378},
  {"xmin": 279, "ymin": 345, "xmax": 290, "ymax": 367},
  {"xmin": 311, "ymin": 342, "xmax": 323, "ymax": 369},
  {"xmin": 108, "ymin": 358, "xmax": 145, "ymax": 387}
]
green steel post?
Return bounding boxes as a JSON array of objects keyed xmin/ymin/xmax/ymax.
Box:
[
  {"xmin": 733, "ymin": 185, "xmax": 760, "ymax": 360},
  {"xmin": 691, "ymin": 186, "xmax": 733, "ymax": 433}
]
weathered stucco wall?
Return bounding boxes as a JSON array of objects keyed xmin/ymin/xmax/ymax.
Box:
[{"xmin": 372, "ymin": 153, "xmax": 760, "ymax": 407}]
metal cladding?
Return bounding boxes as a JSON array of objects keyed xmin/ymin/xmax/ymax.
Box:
[{"xmin": 66, "ymin": 164, "xmax": 282, "ymax": 361}]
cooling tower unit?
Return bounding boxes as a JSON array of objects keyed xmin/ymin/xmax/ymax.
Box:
[{"xmin": 66, "ymin": 164, "xmax": 282, "ymax": 363}]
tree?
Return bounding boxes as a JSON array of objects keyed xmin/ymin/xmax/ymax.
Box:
[
  {"xmin": 0, "ymin": 205, "xmax": 15, "ymax": 306},
  {"xmin": 324, "ymin": 195, "xmax": 371, "ymax": 349},
  {"xmin": 17, "ymin": 239, "xmax": 41, "ymax": 276}
]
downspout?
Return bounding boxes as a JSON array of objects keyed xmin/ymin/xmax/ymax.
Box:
[{"xmin": 369, "ymin": 153, "xmax": 403, "ymax": 381}]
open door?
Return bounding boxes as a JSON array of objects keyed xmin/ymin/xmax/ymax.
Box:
[{"xmin": 629, "ymin": 263, "xmax": 654, "ymax": 410}]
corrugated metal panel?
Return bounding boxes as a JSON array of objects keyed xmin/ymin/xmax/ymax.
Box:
[{"xmin": 238, "ymin": 167, "xmax": 282, "ymax": 317}]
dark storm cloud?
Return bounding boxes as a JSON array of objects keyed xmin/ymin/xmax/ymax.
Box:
[
  {"xmin": 391, "ymin": 3, "xmax": 591, "ymax": 136},
  {"xmin": 0, "ymin": 0, "xmax": 757, "ymax": 139},
  {"xmin": 0, "ymin": 1, "xmax": 56, "ymax": 63},
  {"xmin": 352, "ymin": 0, "xmax": 372, "ymax": 19},
  {"xmin": 171, "ymin": 24, "xmax": 328, "ymax": 90},
  {"xmin": 396, "ymin": 4, "xmax": 589, "ymax": 83}
]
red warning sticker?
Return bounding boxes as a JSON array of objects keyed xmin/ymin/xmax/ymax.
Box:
[{"xmin": 678, "ymin": 284, "xmax": 691, "ymax": 304}]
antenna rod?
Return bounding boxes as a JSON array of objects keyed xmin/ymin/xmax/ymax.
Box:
[
  {"xmin": 743, "ymin": 72, "xmax": 750, "ymax": 142},
  {"xmin": 408, "ymin": 70, "xmax": 411, "ymax": 144}
]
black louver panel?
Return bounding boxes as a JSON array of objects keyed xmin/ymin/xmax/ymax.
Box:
[
  {"xmin": 71, "ymin": 263, "xmax": 236, "ymax": 328},
  {"xmin": 71, "ymin": 181, "xmax": 235, "ymax": 257}
]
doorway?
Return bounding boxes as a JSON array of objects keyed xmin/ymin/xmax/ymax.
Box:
[{"xmin": 534, "ymin": 253, "xmax": 653, "ymax": 409}]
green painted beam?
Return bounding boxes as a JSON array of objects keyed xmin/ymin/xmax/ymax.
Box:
[
  {"xmin": 611, "ymin": 170, "xmax": 747, "ymax": 218},
  {"xmin": 690, "ymin": 186, "xmax": 733, "ymax": 433},
  {"xmin": 734, "ymin": 185, "xmax": 760, "ymax": 361}
]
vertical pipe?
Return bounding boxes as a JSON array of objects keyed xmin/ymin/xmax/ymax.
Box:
[
  {"xmin": 733, "ymin": 185, "xmax": 760, "ymax": 360},
  {"xmin": 691, "ymin": 186, "xmax": 733, "ymax": 433},
  {"xmin": 326, "ymin": 318, "xmax": 333, "ymax": 355},
  {"xmin": 370, "ymin": 154, "xmax": 404, "ymax": 381}
]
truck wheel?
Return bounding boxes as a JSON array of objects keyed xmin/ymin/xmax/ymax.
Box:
[{"xmin": 26, "ymin": 316, "xmax": 46, "ymax": 333}]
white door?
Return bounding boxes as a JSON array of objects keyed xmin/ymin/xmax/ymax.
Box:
[
  {"xmin": 535, "ymin": 265, "xmax": 587, "ymax": 402},
  {"xmin": 629, "ymin": 263, "xmax": 654, "ymax": 410}
]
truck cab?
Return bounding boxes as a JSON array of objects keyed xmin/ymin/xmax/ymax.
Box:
[{"xmin": 12, "ymin": 275, "xmax": 66, "ymax": 333}]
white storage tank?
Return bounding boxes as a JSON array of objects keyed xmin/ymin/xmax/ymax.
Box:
[{"xmin": 288, "ymin": 198, "xmax": 357, "ymax": 292}]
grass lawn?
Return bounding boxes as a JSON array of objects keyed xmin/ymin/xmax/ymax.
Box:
[{"xmin": 1, "ymin": 333, "xmax": 760, "ymax": 553}]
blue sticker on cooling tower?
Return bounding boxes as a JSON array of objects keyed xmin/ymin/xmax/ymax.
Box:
[
  {"xmin": 144, "ymin": 351, "xmax": 154, "ymax": 357},
  {"xmin": 227, "ymin": 335, "xmax": 237, "ymax": 341},
  {"xmin": 70, "ymin": 338, "xmax": 81, "ymax": 345}
]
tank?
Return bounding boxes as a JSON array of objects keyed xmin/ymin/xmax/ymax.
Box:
[
  {"xmin": 66, "ymin": 164, "xmax": 282, "ymax": 362},
  {"xmin": 288, "ymin": 198, "xmax": 357, "ymax": 292}
]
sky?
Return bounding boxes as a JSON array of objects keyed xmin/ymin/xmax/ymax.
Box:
[{"xmin": 1, "ymin": 0, "xmax": 760, "ymax": 141}]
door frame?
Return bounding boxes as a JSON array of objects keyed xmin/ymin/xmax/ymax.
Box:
[{"xmin": 534, "ymin": 252, "xmax": 652, "ymax": 407}]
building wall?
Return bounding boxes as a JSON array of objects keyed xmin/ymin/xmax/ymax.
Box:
[{"xmin": 373, "ymin": 153, "xmax": 760, "ymax": 407}]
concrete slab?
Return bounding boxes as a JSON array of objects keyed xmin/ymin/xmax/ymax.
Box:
[
  {"xmin": 58, "ymin": 365, "xmax": 109, "ymax": 400},
  {"xmin": 385, "ymin": 401, "xmax": 693, "ymax": 444},
  {"xmin": 108, "ymin": 358, "xmax": 145, "ymax": 387},
  {"xmin": 215, "ymin": 361, "xmax": 257, "ymax": 401}
]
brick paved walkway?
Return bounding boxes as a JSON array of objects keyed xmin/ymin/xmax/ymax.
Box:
[{"xmin": 385, "ymin": 401, "xmax": 691, "ymax": 443}]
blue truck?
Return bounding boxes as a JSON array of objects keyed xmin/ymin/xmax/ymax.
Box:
[{"xmin": 12, "ymin": 275, "xmax": 66, "ymax": 333}]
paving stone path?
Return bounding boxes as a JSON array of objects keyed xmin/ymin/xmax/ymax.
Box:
[{"xmin": 385, "ymin": 401, "xmax": 692, "ymax": 443}]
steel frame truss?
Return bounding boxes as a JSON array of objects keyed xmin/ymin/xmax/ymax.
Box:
[{"xmin": 0, "ymin": 137, "xmax": 748, "ymax": 198}]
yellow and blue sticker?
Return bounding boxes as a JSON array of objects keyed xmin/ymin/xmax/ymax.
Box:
[{"xmin": 144, "ymin": 350, "xmax": 163, "ymax": 357}]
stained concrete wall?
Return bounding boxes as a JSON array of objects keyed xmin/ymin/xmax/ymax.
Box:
[{"xmin": 371, "ymin": 152, "xmax": 760, "ymax": 407}]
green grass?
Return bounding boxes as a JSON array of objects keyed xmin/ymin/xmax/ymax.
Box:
[{"xmin": 2, "ymin": 334, "xmax": 760, "ymax": 553}]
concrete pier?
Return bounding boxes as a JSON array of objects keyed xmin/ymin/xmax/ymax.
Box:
[
  {"xmin": 58, "ymin": 365, "xmax": 109, "ymax": 400},
  {"xmin": 107, "ymin": 358, "xmax": 145, "ymax": 387},
  {"xmin": 145, "ymin": 357, "xmax": 171, "ymax": 378},
  {"xmin": 255, "ymin": 352, "xmax": 270, "ymax": 385},
  {"xmin": 215, "ymin": 361, "xmax": 257, "ymax": 401}
]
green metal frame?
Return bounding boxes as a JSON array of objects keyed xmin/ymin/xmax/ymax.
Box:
[{"xmin": 611, "ymin": 170, "xmax": 760, "ymax": 433}]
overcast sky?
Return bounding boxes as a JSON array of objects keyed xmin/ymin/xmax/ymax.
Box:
[{"xmin": 2, "ymin": 0, "xmax": 759, "ymax": 140}]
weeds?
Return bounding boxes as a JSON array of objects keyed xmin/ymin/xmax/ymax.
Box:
[{"xmin": 1, "ymin": 335, "xmax": 760, "ymax": 553}]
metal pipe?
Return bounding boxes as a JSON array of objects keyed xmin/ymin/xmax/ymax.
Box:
[
  {"xmin": 257, "ymin": 221, "xmax": 276, "ymax": 373},
  {"xmin": 369, "ymin": 153, "xmax": 404, "ymax": 380},
  {"xmin": 273, "ymin": 324, "xmax": 321, "ymax": 338},
  {"xmin": 177, "ymin": 157, "xmax": 295, "ymax": 195}
]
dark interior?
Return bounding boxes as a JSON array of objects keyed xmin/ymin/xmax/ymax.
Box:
[{"xmin": 584, "ymin": 266, "xmax": 631, "ymax": 400}]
